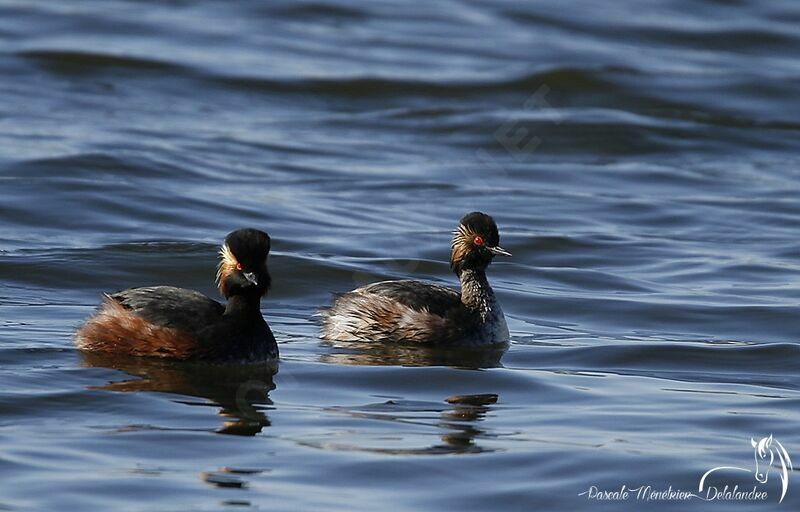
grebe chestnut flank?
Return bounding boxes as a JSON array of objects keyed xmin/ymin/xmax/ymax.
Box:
[
  {"xmin": 321, "ymin": 212, "xmax": 511, "ymax": 345},
  {"xmin": 75, "ymin": 228, "xmax": 277, "ymax": 361}
]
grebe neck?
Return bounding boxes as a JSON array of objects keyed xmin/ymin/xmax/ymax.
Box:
[
  {"xmin": 459, "ymin": 268, "xmax": 498, "ymax": 320},
  {"xmin": 224, "ymin": 294, "xmax": 263, "ymax": 319}
]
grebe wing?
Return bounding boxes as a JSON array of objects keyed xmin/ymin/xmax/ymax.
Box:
[
  {"xmin": 357, "ymin": 280, "xmax": 462, "ymax": 316},
  {"xmin": 111, "ymin": 286, "xmax": 225, "ymax": 333},
  {"xmin": 322, "ymin": 280, "xmax": 469, "ymax": 343}
]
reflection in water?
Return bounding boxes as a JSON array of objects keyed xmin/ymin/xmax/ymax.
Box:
[
  {"xmin": 79, "ymin": 352, "xmax": 277, "ymax": 436},
  {"xmin": 437, "ymin": 393, "xmax": 499, "ymax": 453},
  {"xmin": 320, "ymin": 340, "xmax": 506, "ymax": 368},
  {"xmin": 299, "ymin": 393, "xmax": 500, "ymax": 455},
  {"xmin": 200, "ymin": 466, "xmax": 270, "ymax": 491},
  {"xmin": 199, "ymin": 466, "xmax": 271, "ymax": 490}
]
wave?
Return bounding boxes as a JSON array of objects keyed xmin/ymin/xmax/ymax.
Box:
[
  {"xmin": 15, "ymin": 47, "xmax": 628, "ymax": 96},
  {"xmin": 17, "ymin": 49, "xmax": 186, "ymax": 73},
  {"xmin": 510, "ymin": 341, "xmax": 800, "ymax": 391},
  {"xmin": 16, "ymin": 48, "xmax": 799, "ymax": 136}
]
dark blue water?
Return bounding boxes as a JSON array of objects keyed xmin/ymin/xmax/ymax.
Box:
[{"xmin": 1, "ymin": 1, "xmax": 799, "ymax": 510}]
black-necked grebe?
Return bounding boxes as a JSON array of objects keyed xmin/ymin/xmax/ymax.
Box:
[
  {"xmin": 75, "ymin": 228, "xmax": 277, "ymax": 361},
  {"xmin": 321, "ymin": 212, "xmax": 511, "ymax": 345}
]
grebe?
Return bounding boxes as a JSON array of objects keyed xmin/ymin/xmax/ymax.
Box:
[
  {"xmin": 75, "ymin": 228, "xmax": 277, "ymax": 361},
  {"xmin": 321, "ymin": 212, "xmax": 511, "ymax": 345}
]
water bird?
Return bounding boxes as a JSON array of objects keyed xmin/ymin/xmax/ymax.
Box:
[
  {"xmin": 321, "ymin": 212, "xmax": 510, "ymax": 345},
  {"xmin": 75, "ymin": 228, "xmax": 277, "ymax": 361}
]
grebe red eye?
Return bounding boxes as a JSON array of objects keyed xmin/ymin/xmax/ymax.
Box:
[
  {"xmin": 473, "ymin": 236, "xmax": 484, "ymax": 246},
  {"xmin": 236, "ymin": 263, "xmax": 242, "ymax": 271}
]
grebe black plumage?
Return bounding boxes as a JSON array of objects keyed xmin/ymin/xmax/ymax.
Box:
[
  {"xmin": 321, "ymin": 212, "xmax": 511, "ymax": 345},
  {"xmin": 75, "ymin": 228, "xmax": 277, "ymax": 361}
]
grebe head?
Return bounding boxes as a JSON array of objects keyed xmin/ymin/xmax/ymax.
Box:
[
  {"xmin": 216, "ymin": 228, "xmax": 271, "ymax": 298},
  {"xmin": 450, "ymin": 212, "xmax": 511, "ymax": 274}
]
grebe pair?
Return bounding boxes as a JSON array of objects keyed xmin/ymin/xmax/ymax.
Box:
[{"xmin": 75, "ymin": 212, "xmax": 510, "ymax": 361}]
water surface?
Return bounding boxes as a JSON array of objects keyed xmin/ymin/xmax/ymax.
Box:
[{"xmin": 1, "ymin": 1, "xmax": 799, "ymax": 510}]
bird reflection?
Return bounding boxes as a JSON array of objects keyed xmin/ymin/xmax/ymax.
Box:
[
  {"xmin": 438, "ymin": 393, "xmax": 498, "ymax": 451},
  {"xmin": 320, "ymin": 340, "xmax": 506, "ymax": 368},
  {"xmin": 79, "ymin": 351, "xmax": 277, "ymax": 436},
  {"xmin": 302, "ymin": 393, "xmax": 499, "ymax": 455}
]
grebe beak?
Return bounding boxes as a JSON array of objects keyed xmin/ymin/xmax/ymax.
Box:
[
  {"xmin": 243, "ymin": 271, "xmax": 259, "ymax": 286},
  {"xmin": 488, "ymin": 245, "xmax": 512, "ymax": 257}
]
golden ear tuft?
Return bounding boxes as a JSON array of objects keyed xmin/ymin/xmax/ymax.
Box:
[
  {"xmin": 216, "ymin": 243, "xmax": 239, "ymax": 295},
  {"xmin": 450, "ymin": 224, "xmax": 478, "ymax": 268}
]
